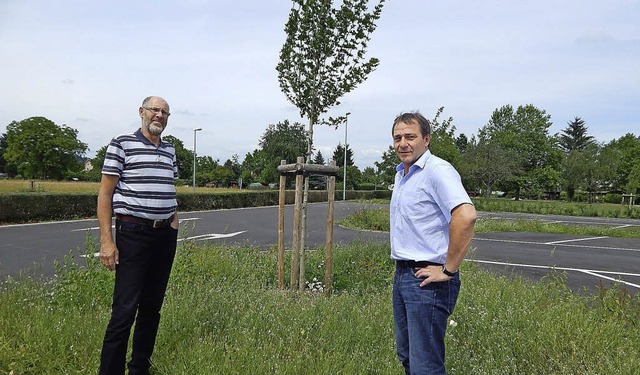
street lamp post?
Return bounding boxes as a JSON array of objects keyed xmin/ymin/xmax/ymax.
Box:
[
  {"xmin": 193, "ymin": 128, "xmax": 202, "ymax": 192},
  {"xmin": 343, "ymin": 112, "xmax": 351, "ymax": 201}
]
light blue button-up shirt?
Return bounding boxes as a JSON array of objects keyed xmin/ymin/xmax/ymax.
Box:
[{"xmin": 390, "ymin": 150, "xmax": 472, "ymax": 263}]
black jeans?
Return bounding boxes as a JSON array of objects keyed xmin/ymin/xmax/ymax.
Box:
[{"xmin": 99, "ymin": 220, "xmax": 178, "ymax": 375}]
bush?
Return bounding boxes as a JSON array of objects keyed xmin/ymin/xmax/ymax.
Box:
[{"xmin": 602, "ymin": 193, "xmax": 622, "ymax": 204}]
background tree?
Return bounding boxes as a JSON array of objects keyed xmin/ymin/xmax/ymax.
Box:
[
  {"xmin": 429, "ymin": 107, "xmax": 461, "ymax": 168},
  {"xmin": 312, "ymin": 150, "xmax": 326, "ymax": 165},
  {"xmin": 559, "ymin": 117, "xmax": 596, "ymax": 200},
  {"xmin": 559, "ymin": 117, "xmax": 595, "ymax": 152},
  {"xmin": 374, "ymin": 145, "xmax": 397, "ymax": 187},
  {"xmin": 240, "ymin": 150, "xmax": 269, "ymax": 186},
  {"xmin": 459, "ymin": 139, "xmax": 520, "ymax": 197},
  {"xmin": 308, "ymin": 151, "xmax": 328, "ymax": 190},
  {"xmin": 3, "ymin": 117, "xmax": 87, "ymax": 180},
  {"xmin": 455, "ymin": 133, "xmax": 469, "ymax": 154},
  {"xmin": 245, "ymin": 120, "xmax": 308, "ymax": 185},
  {"xmin": 277, "ymin": 0, "xmax": 386, "ymax": 161},
  {"xmin": 0, "ymin": 134, "xmax": 18, "ymax": 177},
  {"xmin": 195, "ymin": 156, "xmax": 236, "ymax": 187},
  {"xmin": 331, "ymin": 143, "xmax": 354, "ymax": 171},
  {"xmin": 359, "ymin": 166, "xmax": 378, "ymax": 185},
  {"xmin": 625, "ymin": 164, "xmax": 640, "ymax": 200},
  {"xmin": 478, "ymin": 104, "xmax": 562, "ymax": 199},
  {"xmin": 163, "ymin": 134, "xmax": 194, "ymax": 181},
  {"xmin": 601, "ymin": 133, "xmax": 640, "ymax": 191},
  {"xmin": 223, "ymin": 154, "xmax": 242, "ymax": 186},
  {"xmin": 332, "ymin": 143, "xmax": 358, "ymax": 188}
]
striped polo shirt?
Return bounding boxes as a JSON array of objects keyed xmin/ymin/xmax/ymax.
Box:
[{"xmin": 102, "ymin": 129, "xmax": 178, "ymax": 220}]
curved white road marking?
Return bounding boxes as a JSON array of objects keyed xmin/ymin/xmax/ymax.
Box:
[{"xmin": 468, "ymin": 259, "xmax": 640, "ymax": 289}]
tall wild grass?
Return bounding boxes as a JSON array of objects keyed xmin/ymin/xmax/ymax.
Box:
[{"xmin": 1, "ymin": 233, "xmax": 639, "ymax": 374}]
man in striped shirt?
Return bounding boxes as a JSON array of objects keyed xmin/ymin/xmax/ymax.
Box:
[{"xmin": 97, "ymin": 96, "xmax": 179, "ymax": 375}]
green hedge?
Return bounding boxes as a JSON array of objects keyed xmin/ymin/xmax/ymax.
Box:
[{"xmin": 0, "ymin": 190, "xmax": 392, "ymax": 224}]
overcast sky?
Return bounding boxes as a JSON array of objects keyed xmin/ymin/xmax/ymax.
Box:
[{"xmin": 1, "ymin": 0, "xmax": 638, "ymax": 169}]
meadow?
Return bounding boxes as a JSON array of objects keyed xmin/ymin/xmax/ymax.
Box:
[
  {"xmin": 1, "ymin": 216, "xmax": 639, "ymax": 374},
  {"xmin": 1, "ymin": 180, "xmax": 640, "ymax": 374}
]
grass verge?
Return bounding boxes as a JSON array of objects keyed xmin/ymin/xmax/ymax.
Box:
[{"xmin": 1, "ymin": 236, "xmax": 639, "ymax": 374}]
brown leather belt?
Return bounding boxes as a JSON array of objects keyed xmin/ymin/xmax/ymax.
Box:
[{"xmin": 116, "ymin": 214, "xmax": 174, "ymax": 229}]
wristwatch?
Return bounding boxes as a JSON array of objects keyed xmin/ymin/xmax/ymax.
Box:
[{"xmin": 442, "ymin": 265, "xmax": 457, "ymax": 277}]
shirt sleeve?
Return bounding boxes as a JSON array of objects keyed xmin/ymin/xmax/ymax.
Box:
[
  {"xmin": 101, "ymin": 137, "xmax": 125, "ymax": 176},
  {"xmin": 431, "ymin": 163, "xmax": 472, "ymax": 221}
]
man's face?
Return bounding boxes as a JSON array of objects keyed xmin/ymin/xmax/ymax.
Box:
[
  {"xmin": 140, "ymin": 97, "xmax": 170, "ymax": 136},
  {"xmin": 393, "ymin": 120, "xmax": 430, "ymax": 170}
]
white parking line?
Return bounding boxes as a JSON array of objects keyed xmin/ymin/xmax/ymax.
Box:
[
  {"xmin": 80, "ymin": 231, "xmax": 247, "ymax": 258},
  {"xmin": 473, "ymin": 237, "xmax": 640, "ymax": 253},
  {"xmin": 468, "ymin": 259, "xmax": 640, "ymax": 290},
  {"xmin": 178, "ymin": 231, "xmax": 246, "ymax": 242},
  {"xmin": 545, "ymin": 236, "xmax": 608, "ymax": 245}
]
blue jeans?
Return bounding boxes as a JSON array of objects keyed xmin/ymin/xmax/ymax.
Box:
[
  {"xmin": 393, "ymin": 263, "xmax": 461, "ymax": 375},
  {"xmin": 99, "ymin": 220, "xmax": 178, "ymax": 375}
]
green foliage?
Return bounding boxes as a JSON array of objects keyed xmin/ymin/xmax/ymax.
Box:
[
  {"xmin": 471, "ymin": 198, "xmax": 640, "ymax": 219},
  {"xmin": 559, "ymin": 117, "xmax": 595, "ymax": 152},
  {"xmin": 277, "ymin": 0, "xmax": 386, "ymax": 162},
  {"xmin": 246, "ymin": 120, "xmax": 308, "ymax": 184},
  {"xmin": 459, "ymin": 138, "xmax": 520, "ymax": 196},
  {"xmin": 429, "ymin": 107, "xmax": 461, "ymax": 168},
  {"xmin": 374, "ymin": 145, "xmax": 397, "ymax": 187},
  {"xmin": 331, "ymin": 143, "xmax": 355, "ymax": 169},
  {"xmin": 277, "ymin": 0, "xmax": 386, "ymax": 125},
  {"xmin": 163, "ymin": 134, "xmax": 194, "ymax": 180},
  {"xmin": 478, "ymin": 104, "xmax": 563, "ymax": 199},
  {"xmin": 0, "ymin": 193, "xmax": 98, "ymax": 223},
  {"xmin": 601, "ymin": 133, "xmax": 640, "ymax": 191},
  {"xmin": 3, "ymin": 117, "xmax": 88, "ymax": 180}
]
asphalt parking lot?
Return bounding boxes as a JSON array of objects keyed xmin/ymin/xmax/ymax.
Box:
[{"xmin": 1, "ymin": 203, "xmax": 639, "ymax": 295}]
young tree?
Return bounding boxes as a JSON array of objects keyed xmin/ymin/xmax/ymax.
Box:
[
  {"xmin": 277, "ymin": 1, "xmax": 386, "ymax": 288},
  {"xmin": 277, "ymin": 0, "xmax": 386, "ymax": 160},
  {"xmin": 4, "ymin": 117, "xmax": 87, "ymax": 179}
]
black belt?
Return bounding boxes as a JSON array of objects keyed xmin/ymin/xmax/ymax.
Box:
[
  {"xmin": 396, "ymin": 260, "xmax": 442, "ymax": 268},
  {"xmin": 116, "ymin": 214, "xmax": 174, "ymax": 229}
]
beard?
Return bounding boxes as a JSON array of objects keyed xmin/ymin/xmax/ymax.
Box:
[{"xmin": 146, "ymin": 122, "xmax": 165, "ymax": 136}]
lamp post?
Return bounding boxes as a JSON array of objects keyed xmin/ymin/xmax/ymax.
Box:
[
  {"xmin": 343, "ymin": 112, "xmax": 351, "ymax": 201},
  {"xmin": 193, "ymin": 128, "xmax": 202, "ymax": 192}
]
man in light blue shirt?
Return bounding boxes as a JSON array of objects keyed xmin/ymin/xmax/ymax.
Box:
[{"xmin": 390, "ymin": 112, "xmax": 477, "ymax": 375}]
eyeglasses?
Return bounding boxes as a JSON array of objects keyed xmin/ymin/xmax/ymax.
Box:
[{"xmin": 143, "ymin": 107, "xmax": 171, "ymax": 116}]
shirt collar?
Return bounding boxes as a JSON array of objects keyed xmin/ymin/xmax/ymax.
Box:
[
  {"xmin": 135, "ymin": 128, "xmax": 166, "ymax": 148},
  {"xmin": 396, "ymin": 149, "xmax": 432, "ymax": 176}
]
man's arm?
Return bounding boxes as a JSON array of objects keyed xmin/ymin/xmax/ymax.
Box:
[
  {"xmin": 416, "ymin": 202, "xmax": 477, "ymax": 286},
  {"xmin": 97, "ymin": 174, "xmax": 119, "ymax": 271},
  {"xmin": 443, "ymin": 203, "xmax": 477, "ymax": 273}
]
